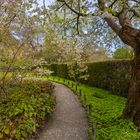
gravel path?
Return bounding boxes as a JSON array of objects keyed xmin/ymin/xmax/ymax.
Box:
[{"xmin": 36, "ymin": 82, "xmax": 88, "ymax": 140}]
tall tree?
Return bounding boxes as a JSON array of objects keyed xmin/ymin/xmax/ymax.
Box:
[
  {"xmin": 0, "ymin": 0, "xmax": 43, "ymax": 92},
  {"xmin": 55, "ymin": 0, "xmax": 140, "ymax": 128}
]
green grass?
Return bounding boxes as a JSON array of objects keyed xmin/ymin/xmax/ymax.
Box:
[
  {"xmin": 0, "ymin": 72, "xmax": 34, "ymax": 78},
  {"xmin": 47, "ymin": 76, "xmax": 140, "ymax": 140},
  {"xmin": 0, "ymin": 72, "xmax": 12, "ymax": 78}
]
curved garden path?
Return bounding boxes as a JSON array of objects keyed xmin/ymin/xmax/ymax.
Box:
[{"xmin": 35, "ymin": 82, "xmax": 88, "ymax": 140}]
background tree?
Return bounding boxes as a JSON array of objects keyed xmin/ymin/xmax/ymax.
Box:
[
  {"xmin": 113, "ymin": 47, "xmax": 134, "ymax": 60},
  {"xmin": 0, "ymin": 0, "xmax": 44, "ymax": 92}
]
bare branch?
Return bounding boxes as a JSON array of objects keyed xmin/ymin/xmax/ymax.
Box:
[
  {"xmin": 109, "ymin": 0, "xmax": 117, "ymax": 8},
  {"xmin": 55, "ymin": 3, "xmax": 65, "ymax": 11},
  {"xmin": 59, "ymin": 16, "xmax": 77, "ymax": 30},
  {"xmin": 57, "ymin": 0, "xmax": 87, "ymax": 16},
  {"xmin": 4, "ymin": 13, "xmax": 16, "ymax": 27},
  {"xmin": 98, "ymin": 0, "xmax": 121, "ymax": 35},
  {"xmin": 118, "ymin": 4, "xmax": 132, "ymax": 26},
  {"xmin": 76, "ymin": 0, "xmax": 81, "ymax": 34},
  {"xmin": 76, "ymin": 16, "xmax": 80, "ymax": 34},
  {"xmin": 129, "ymin": 8, "xmax": 140, "ymax": 19},
  {"xmin": 0, "ymin": 41, "xmax": 25, "ymax": 90}
]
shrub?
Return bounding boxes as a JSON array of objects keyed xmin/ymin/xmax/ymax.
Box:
[
  {"xmin": 47, "ymin": 61, "xmax": 131, "ymax": 97},
  {"xmin": 0, "ymin": 80, "xmax": 55, "ymax": 140}
]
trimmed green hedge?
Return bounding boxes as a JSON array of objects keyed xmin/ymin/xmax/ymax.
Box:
[
  {"xmin": 46, "ymin": 61, "xmax": 132, "ymax": 97},
  {"xmin": 86, "ymin": 61, "xmax": 132, "ymax": 97},
  {"xmin": 49, "ymin": 64, "xmax": 69, "ymax": 78}
]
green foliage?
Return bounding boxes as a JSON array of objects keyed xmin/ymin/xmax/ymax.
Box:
[
  {"xmin": 113, "ymin": 48, "xmax": 133, "ymax": 60},
  {"xmin": 47, "ymin": 61, "xmax": 131, "ymax": 97},
  {"xmin": 49, "ymin": 76, "xmax": 140, "ymax": 140},
  {"xmin": 0, "ymin": 80, "xmax": 55, "ymax": 140},
  {"xmin": 105, "ymin": 7, "xmax": 118, "ymax": 16}
]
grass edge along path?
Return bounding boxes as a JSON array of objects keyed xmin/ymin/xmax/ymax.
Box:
[{"xmin": 46, "ymin": 76, "xmax": 140, "ymax": 140}]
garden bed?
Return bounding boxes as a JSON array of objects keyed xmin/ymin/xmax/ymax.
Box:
[{"xmin": 0, "ymin": 79, "xmax": 55, "ymax": 140}]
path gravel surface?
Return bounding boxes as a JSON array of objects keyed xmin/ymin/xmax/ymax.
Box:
[{"xmin": 35, "ymin": 82, "xmax": 88, "ymax": 140}]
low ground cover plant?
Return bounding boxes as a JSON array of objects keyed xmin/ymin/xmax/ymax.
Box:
[{"xmin": 0, "ymin": 79, "xmax": 55, "ymax": 140}]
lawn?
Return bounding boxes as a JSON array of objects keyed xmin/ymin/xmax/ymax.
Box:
[{"xmin": 47, "ymin": 76, "xmax": 140, "ymax": 140}]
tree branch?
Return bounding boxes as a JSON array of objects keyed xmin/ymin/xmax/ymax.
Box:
[
  {"xmin": 117, "ymin": 2, "xmax": 133, "ymax": 27},
  {"xmin": 57, "ymin": 0, "xmax": 87, "ymax": 16},
  {"xmin": 109, "ymin": 0, "xmax": 117, "ymax": 8},
  {"xmin": 55, "ymin": 3, "xmax": 65, "ymax": 11},
  {"xmin": 129, "ymin": 0, "xmax": 140, "ymax": 4},
  {"xmin": 76, "ymin": 0, "xmax": 81, "ymax": 34},
  {"xmin": 98, "ymin": 0, "xmax": 121, "ymax": 35},
  {"xmin": 129, "ymin": 8, "xmax": 140, "ymax": 19},
  {"xmin": 4, "ymin": 14, "xmax": 16, "ymax": 27}
]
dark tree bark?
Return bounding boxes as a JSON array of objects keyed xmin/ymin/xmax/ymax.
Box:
[
  {"xmin": 107, "ymin": 24, "xmax": 140, "ymax": 129},
  {"xmin": 123, "ymin": 35, "xmax": 140, "ymax": 129},
  {"xmin": 108, "ymin": 19, "xmax": 140, "ymax": 130},
  {"xmin": 97, "ymin": 0, "xmax": 140, "ymax": 129}
]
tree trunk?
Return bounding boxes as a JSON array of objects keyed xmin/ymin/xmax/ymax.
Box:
[
  {"xmin": 123, "ymin": 47, "xmax": 140, "ymax": 130},
  {"xmin": 97, "ymin": 0, "xmax": 140, "ymax": 130}
]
